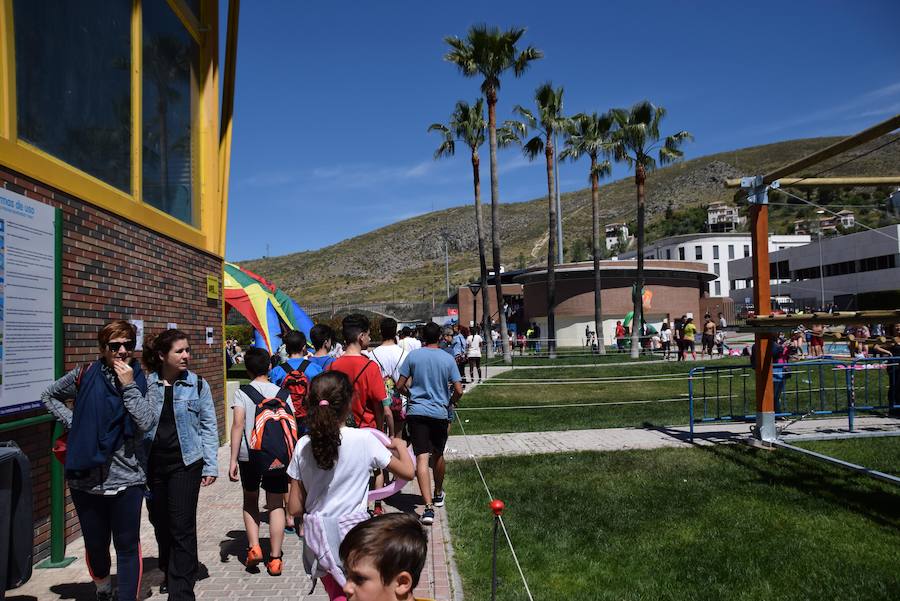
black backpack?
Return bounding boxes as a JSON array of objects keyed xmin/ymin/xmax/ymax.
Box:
[{"xmin": 241, "ymin": 385, "xmax": 298, "ymax": 473}]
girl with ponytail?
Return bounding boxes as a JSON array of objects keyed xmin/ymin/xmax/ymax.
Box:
[{"xmin": 286, "ymin": 371, "xmax": 414, "ymax": 600}]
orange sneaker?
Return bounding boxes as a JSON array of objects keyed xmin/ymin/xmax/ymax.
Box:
[
  {"xmin": 245, "ymin": 544, "xmax": 263, "ymax": 568},
  {"xmin": 266, "ymin": 554, "xmax": 283, "ymax": 576}
]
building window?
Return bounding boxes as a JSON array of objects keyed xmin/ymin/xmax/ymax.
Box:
[
  {"xmin": 13, "ymin": 0, "xmax": 132, "ymax": 192},
  {"xmin": 714, "ymin": 281, "xmax": 721, "ymax": 296},
  {"xmin": 666, "ymin": 249, "xmax": 671, "ymax": 260},
  {"xmin": 728, "ymin": 244, "xmax": 735, "ymax": 260},
  {"xmin": 142, "ymin": 0, "xmax": 200, "ymax": 224},
  {"xmin": 714, "ymin": 263, "xmax": 720, "ymax": 276},
  {"xmin": 713, "ymin": 245, "xmax": 719, "ymax": 260},
  {"xmin": 695, "ymin": 246, "xmax": 703, "ymax": 260},
  {"xmin": 678, "ymin": 247, "xmax": 685, "ymax": 261},
  {"xmin": 744, "ymin": 244, "xmax": 750, "ymax": 258}
]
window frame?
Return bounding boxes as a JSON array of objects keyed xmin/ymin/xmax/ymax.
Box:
[{"xmin": 0, "ymin": 0, "xmax": 221, "ymax": 256}]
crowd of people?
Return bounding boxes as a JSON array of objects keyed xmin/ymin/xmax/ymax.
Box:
[
  {"xmin": 40, "ymin": 314, "xmax": 900, "ymax": 601},
  {"xmin": 42, "ymin": 317, "xmax": 446, "ymax": 601}
]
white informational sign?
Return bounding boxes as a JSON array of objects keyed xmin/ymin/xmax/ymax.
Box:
[
  {"xmin": 206, "ymin": 327, "xmax": 214, "ymax": 345},
  {"xmin": 130, "ymin": 319, "xmax": 144, "ymax": 351},
  {"xmin": 0, "ymin": 188, "xmax": 58, "ymax": 415}
]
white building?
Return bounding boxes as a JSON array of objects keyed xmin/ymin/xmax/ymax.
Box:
[
  {"xmin": 728, "ymin": 225, "xmax": 900, "ymax": 310},
  {"xmin": 707, "ymin": 202, "xmax": 745, "ymax": 232},
  {"xmin": 604, "ymin": 223, "xmax": 630, "ymax": 251},
  {"xmin": 617, "ymin": 232, "xmax": 811, "ymax": 297}
]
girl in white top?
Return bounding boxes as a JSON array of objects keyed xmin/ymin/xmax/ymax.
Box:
[
  {"xmin": 465, "ymin": 331, "xmax": 483, "ymax": 382},
  {"xmin": 287, "ymin": 371, "xmax": 414, "ymax": 600}
]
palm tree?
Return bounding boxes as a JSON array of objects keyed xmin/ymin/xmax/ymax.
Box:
[
  {"xmin": 428, "ymin": 99, "xmax": 494, "ymax": 357},
  {"xmin": 444, "ymin": 25, "xmax": 542, "ymax": 364},
  {"xmin": 611, "ymin": 101, "xmax": 692, "ymax": 358},
  {"xmin": 508, "ymin": 83, "xmax": 568, "ymax": 358},
  {"xmin": 560, "ymin": 112, "xmax": 616, "ymax": 354}
]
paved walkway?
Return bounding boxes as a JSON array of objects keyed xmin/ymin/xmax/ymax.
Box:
[
  {"xmin": 10, "ymin": 447, "xmax": 461, "ymax": 601},
  {"xmin": 445, "ymin": 416, "xmax": 900, "ymax": 460}
]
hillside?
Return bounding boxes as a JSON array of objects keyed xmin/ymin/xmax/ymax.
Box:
[{"xmin": 240, "ymin": 134, "xmax": 900, "ymax": 307}]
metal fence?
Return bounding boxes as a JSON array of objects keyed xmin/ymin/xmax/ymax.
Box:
[{"xmin": 688, "ymin": 357, "xmax": 899, "ymax": 440}]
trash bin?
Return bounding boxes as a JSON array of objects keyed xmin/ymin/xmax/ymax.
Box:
[{"xmin": 0, "ymin": 442, "xmax": 32, "ymax": 598}]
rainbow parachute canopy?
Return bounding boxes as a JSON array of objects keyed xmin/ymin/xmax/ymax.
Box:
[{"xmin": 223, "ymin": 262, "xmax": 314, "ymax": 353}]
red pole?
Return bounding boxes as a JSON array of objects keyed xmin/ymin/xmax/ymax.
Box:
[{"xmin": 750, "ymin": 202, "xmax": 775, "ymax": 440}]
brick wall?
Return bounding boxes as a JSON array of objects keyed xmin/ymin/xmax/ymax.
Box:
[{"xmin": 0, "ymin": 165, "xmax": 225, "ymax": 563}]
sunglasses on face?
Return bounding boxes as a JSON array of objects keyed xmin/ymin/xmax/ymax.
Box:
[{"xmin": 107, "ymin": 340, "xmax": 136, "ymax": 352}]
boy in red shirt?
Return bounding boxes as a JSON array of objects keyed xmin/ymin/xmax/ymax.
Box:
[{"xmin": 328, "ymin": 313, "xmax": 387, "ymax": 431}]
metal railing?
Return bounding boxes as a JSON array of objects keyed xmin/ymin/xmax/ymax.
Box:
[{"xmin": 688, "ymin": 356, "xmax": 899, "ymax": 440}]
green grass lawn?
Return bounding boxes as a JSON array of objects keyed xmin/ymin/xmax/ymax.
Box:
[
  {"xmin": 460, "ymin": 358, "xmax": 746, "ymax": 434},
  {"xmin": 483, "ymin": 349, "xmax": 659, "ymax": 367},
  {"xmin": 794, "ymin": 436, "xmax": 900, "ymax": 475},
  {"xmin": 461, "ymin": 359, "xmax": 890, "ymax": 435},
  {"xmin": 446, "ymin": 442, "xmax": 900, "ymax": 601}
]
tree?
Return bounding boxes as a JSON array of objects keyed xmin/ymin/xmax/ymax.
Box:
[
  {"xmin": 428, "ymin": 99, "xmax": 494, "ymax": 356},
  {"xmin": 444, "ymin": 25, "xmax": 543, "ymax": 364},
  {"xmin": 508, "ymin": 83, "xmax": 568, "ymax": 358},
  {"xmin": 611, "ymin": 101, "xmax": 692, "ymax": 358},
  {"xmin": 561, "ymin": 111, "xmax": 615, "ymax": 354},
  {"xmin": 568, "ymin": 238, "xmax": 588, "ymax": 262}
]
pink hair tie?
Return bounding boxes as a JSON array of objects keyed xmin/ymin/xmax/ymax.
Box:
[{"xmin": 318, "ymin": 400, "xmax": 330, "ymax": 407}]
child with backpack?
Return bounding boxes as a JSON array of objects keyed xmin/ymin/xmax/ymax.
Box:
[
  {"xmin": 286, "ymin": 371, "xmax": 415, "ymax": 601},
  {"xmin": 228, "ymin": 347, "xmax": 296, "ymax": 576},
  {"xmin": 269, "ymin": 330, "xmax": 323, "ymax": 435}
]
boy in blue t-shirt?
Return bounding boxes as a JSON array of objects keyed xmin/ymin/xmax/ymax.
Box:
[
  {"xmin": 268, "ymin": 330, "xmax": 322, "ymax": 385},
  {"xmin": 396, "ymin": 322, "xmax": 463, "ymax": 525},
  {"xmin": 306, "ymin": 324, "xmax": 336, "ymax": 371}
]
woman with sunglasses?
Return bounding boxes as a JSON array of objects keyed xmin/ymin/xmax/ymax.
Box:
[
  {"xmin": 143, "ymin": 329, "xmax": 218, "ymax": 600},
  {"xmin": 41, "ymin": 320, "xmax": 153, "ymax": 601}
]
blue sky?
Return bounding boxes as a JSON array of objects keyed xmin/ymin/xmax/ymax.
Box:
[{"xmin": 225, "ymin": 0, "xmax": 900, "ymax": 261}]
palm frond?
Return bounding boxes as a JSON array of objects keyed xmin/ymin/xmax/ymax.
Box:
[
  {"xmin": 512, "ymin": 105, "xmax": 537, "ymax": 128},
  {"xmin": 591, "ymin": 159, "xmax": 612, "ymax": 180},
  {"xmin": 514, "ymin": 45, "xmax": 543, "ymax": 76},
  {"xmin": 522, "ymin": 135, "xmax": 544, "ymax": 160},
  {"xmin": 501, "ymin": 119, "xmax": 528, "ymax": 143}
]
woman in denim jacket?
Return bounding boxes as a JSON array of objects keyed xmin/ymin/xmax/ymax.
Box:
[{"xmin": 143, "ymin": 329, "xmax": 219, "ymax": 600}]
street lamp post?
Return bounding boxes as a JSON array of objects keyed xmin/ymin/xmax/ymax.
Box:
[
  {"xmin": 467, "ymin": 282, "xmax": 482, "ymax": 333},
  {"xmin": 816, "ymin": 209, "xmax": 825, "ymax": 309}
]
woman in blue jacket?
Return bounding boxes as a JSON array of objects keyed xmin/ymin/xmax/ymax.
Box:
[
  {"xmin": 143, "ymin": 329, "xmax": 218, "ymax": 600},
  {"xmin": 42, "ymin": 320, "xmax": 153, "ymax": 601}
]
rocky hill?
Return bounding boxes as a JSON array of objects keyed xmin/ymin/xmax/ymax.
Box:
[{"xmin": 240, "ymin": 134, "xmax": 900, "ymax": 307}]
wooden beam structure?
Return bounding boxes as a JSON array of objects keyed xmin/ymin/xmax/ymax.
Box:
[
  {"xmin": 762, "ymin": 114, "xmax": 900, "ymax": 186},
  {"xmin": 736, "ymin": 113, "xmax": 900, "ymax": 441},
  {"xmin": 725, "ymin": 176, "xmax": 900, "ymax": 188}
]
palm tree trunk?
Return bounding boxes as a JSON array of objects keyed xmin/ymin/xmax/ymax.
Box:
[
  {"xmin": 487, "ymin": 91, "xmax": 512, "ymax": 364},
  {"xmin": 631, "ymin": 163, "xmax": 646, "ymax": 359},
  {"xmin": 545, "ymin": 139, "xmax": 557, "ymax": 359},
  {"xmin": 471, "ymin": 152, "xmax": 493, "ymax": 358},
  {"xmin": 591, "ymin": 155, "xmax": 605, "ymax": 354}
]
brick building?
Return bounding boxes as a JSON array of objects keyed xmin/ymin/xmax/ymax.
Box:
[
  {"xmin": 0, "ymin": 0, "xmax": 237, "ymax": 563},
  {"xmin": 515, "ymin": 260, "xmax": 716, "ymax": 346}
]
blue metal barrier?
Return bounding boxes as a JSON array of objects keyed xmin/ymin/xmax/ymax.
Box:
[{"xmin": 688, "ymin": 357, "xmax": 899, "ymax": 441}]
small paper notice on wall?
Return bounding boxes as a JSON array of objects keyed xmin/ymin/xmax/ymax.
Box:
[
  {"xmin": 167, "ymin": 322, "xmax": 178, "ymax": 330},
  {"xmin": 130, "ymin": 319, "xmax": 144, "ymax": 351},
  {"xmin": 206, "ymin": 327, "xmax": 214, "ymax": 345}
]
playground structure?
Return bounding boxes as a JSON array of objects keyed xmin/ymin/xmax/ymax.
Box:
[{"xmin": 725, "ymin": 113, "xmax": 900, "ymax": 444}]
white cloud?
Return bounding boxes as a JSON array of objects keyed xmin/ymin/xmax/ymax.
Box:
[{"xmin": 749, "ymin": 80, "xmax": 900, "ymax": 135}]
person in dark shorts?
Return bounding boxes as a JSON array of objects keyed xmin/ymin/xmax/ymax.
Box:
[
  {"xmin": 396, "ymin": 322, "xmax": 463, "ymax": 525},
  {"xmin": 228, "ymin": 347, "xmax": 289, "ymax": 576}
]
